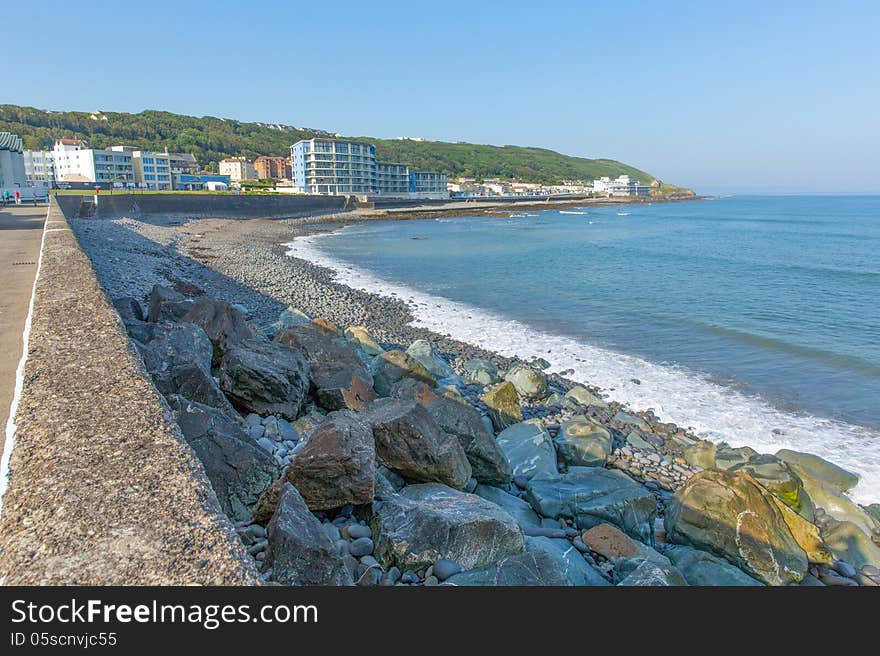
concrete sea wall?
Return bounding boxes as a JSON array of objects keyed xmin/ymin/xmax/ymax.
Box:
[{"xmin": 0, "ymin": 199, "xmax": 258, "ymax": 584}]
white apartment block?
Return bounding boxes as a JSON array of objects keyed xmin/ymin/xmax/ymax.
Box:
[
  {"xmin": 592, "ymin": 175, "xmax": 650, "ymax": 197},
  {"xmin": 219, "ymin": 157, "xmax": 257, "ymax": 182},
  {"xmin": 52, "ymin": 139, "xmax": 135, "ymax": 186},
  {"xmin": 23, "ymin": 150, "xmax": 55, "ymax": 185},
  {"xmin": 114, "ymin": 148, "xmax": 173, "ymax": 190}
]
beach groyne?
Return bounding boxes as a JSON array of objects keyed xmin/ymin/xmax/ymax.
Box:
[{"xmin": 0, "ymin": 199, "xmax": 258, "ymax": 584}]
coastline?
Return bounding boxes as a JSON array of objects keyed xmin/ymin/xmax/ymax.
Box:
[{"xmin": 64, "ymin": 206, "xmax": 880, "ymax": 586}]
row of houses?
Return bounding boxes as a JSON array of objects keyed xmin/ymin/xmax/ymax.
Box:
[
  {"xmin": 23, "ymin": 140, "xmax": 231, "ymax": 191},
  {"xmin": 447, "ymin": 174, "xmax": 654, "ymax": 198}
]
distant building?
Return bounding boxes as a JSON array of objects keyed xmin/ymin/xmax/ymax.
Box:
[
  {"xmin": 121, "ymin": 149, "xmax": 173, "ymax": 190},
  {"xmin": 52, "ymin": 139, "xmax": 135, "ymax": 187},
  {"xmin": 219, "ymin": 156, "xmax": 257, "ymax": 182},
  {"xmin": 408, "ymin": 170, "xmax": 447, "ymax": 196},
  {"xmin": 254, "ymin": 155, "xmax": 292, "ymax": 180},
  {"xmin": 291, "ymin": 138, "xmax": 377, "ymax": 195},
  {"xmin": 0, "ymin": 132, "xmax": 27, "ymax": 193},
  {"xmin": 172, "ymin": 172, "xmax": 232, "ymax": 191},
  {"xmin": 592, "ymin": 175, "xmax": 650, "ymax": 197},
  {"xmin": 166, "ymin": 151, "xmax": 199, "ymax": 176},
  {"xmin": 23, "ymin": 149, "xmax": 55, "ymax": 185},
  {"xmin": 376, "ymin": 162, "xmax": 410, "ymax": 195}
]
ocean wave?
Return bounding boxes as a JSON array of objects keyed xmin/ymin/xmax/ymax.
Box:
[{"xmin": 285, "ymin": 232, "xmax": 880, "ymax": 504}]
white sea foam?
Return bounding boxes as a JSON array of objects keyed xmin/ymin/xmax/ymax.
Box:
[{"xmin": 285, "ymin": 232, "xmax": 880, "ymax": 504}]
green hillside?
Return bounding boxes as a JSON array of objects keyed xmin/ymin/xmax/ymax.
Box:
[{"xmin": 0, "ymin": 104, "xmax": 664, "ymax": 186}]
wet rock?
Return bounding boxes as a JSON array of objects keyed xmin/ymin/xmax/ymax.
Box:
[
  {"xmin": 613, "ymin": 558, "xmax": 688, "ymax": 586},
  {"xmin": 612, "ymin": 411, "xmax": 651, "ymax": 432},
  {"xmin": 664, "ymin": 469, "xmax": 807, "ymax": 585},
  {"xmin": 265, "ymin": 483, "xmax": 353, "ymax": 586},
  {"xmin": 554, "ymin": 416, "xmax": 612, "ymax": 468},
  {"xmin": 219, "ymin": 338, "xmax": 310, "ymax": 420},
  {"xmin": 525, "ymin": 467, "xmax": 657, "ymax": 543},
  {"xmin": 730, "ymin": 454, "xmax": 809, "ymax": 514},
  {"xmin": 367, "ymin": 398, "xmax": 471, "ymax": 489},
  {"xmin": 714, "ymin": 445, "xmax": 758, "ymax": 470},
  {"xmin": 822, "ymin": 520, "xmax": 880, "ymax": 570},
  {"xmin": 371, "ymin": 483, "xmax": 524, "ymax": 571},
  {"xmin": 481, "ymin": 381, "xmax": 523, "ymax": 432}
]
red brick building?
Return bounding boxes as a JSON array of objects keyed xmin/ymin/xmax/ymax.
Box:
[{"xmin": 254, "ymin": 156, "xmax": 292, "ymax": 180}]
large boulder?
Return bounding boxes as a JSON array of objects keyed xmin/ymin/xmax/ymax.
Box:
[
  {"xmin": 275, "ymin": 322, "xmax": 364, "ymax": 370},
  {"xmin": 792, "ymin": 473, "xmax": 877, "ymax": 535},
  {"xmin": 366, "ymin": 398, "xmax": 471, "ymax": 489},
  {"xmin": 370, "ymin": 349, "xmax": 436, "ymax": 396},
  {"xmin": 504, "ymin": 363, "xmax": 548, "ymax": 401},
  {"xmin": 181, "ymin": 297, "xmax": 250, "ymax": 365},
  {"xmin": 555, "ymin": 416, "xmax": 613, "ymax": 468},
  {"xmin": 147, "ymin": 284, "xmax": 194, "ymax": 323},
  {"xmin": 664, "ymin": 545, "xmax": 764, "ymax": 586},
  {"xmin": 664, "ymin": 469, "xmax": 808, "ymax": 585},
  {"xmin": 265, "ymin": 483, "xmax": 354, "ymax": 586},
  {"xmin": 822, "ymin": 520, "xmax": 880, "ymax": 571},
  {"xmin": 309, "ymin": 360, "xmax": 377, "ymax": 412},
  {"xmin": 267, "ymin": 306, "xmax": 312, "ymax": 335},
  {"xmin": 344, "ymin": 325, "xmax": 384, "ymax": 356},
  {"xmin": 283, "ymin": 410, "xmax": 375, "ymax": 511},
  {"xmin": 770, "ymin": 496, "xmax": 831, "ymax": 563},
  {"xmin": 443, "ymin": 552, "xmax": 569, "ymax": 586},
  {"xmin": 422, "ymin": 393, "xmax": 512, "ymax": 485},
  {"xmin": 714, "ymin": 445, "xmax": 759, "ymax": 470},
  {"xmin": 112, "ymin": 296, "xmax": 145, "ymax": 325},
  {"xmin": 683, "ymin": 441, "xmax": 717, "ymax": 469},
  {"xmin": 730, "ymin": 454, "xmax": 809, "ymax": 514},
  {"xmin": 406, "ymin": 339, "xmax": 455, "ymax": 379},
  {"xmin": 138, "ymin": 322, "xmax": 231, "ymax": 411},
  {"xmin": 564, "ymin": 385, "xmax": 608, "ymax": 409},
  {"xmin": 462, "ymin": 359, "xmax": 502, "ymax": 386},
  {"xmin": 218, "ymin": 338, "xmax": 310, "ymax": 420},
  {"xmin": 613, "ymin": 558, "xmax": 688, "ymax": 586},
  {"xmin": 525, "ymin": 467, "xmax": 657, "ymax": 543},
  {"xmin": 167, "ymin": 396, "xmax": 277, "ymax": 522},
  {"xmin": 524, "ymin": 536, "xmax": 610, "ymax": 586},
  {"xmin": 775, "ymin": 449, "xmax": 859, "ymax": 493},
  {"xmin": 496, "ymin": 420, "xmax": 557, "ymax": 480},
  {"xmin": 473, "ymin": 484, "xmax": 541, "ymax": 528},
  {"xmin": 481, "ymin": 381, "xmax": 522, "ymax": 432},
  {"xmin": 371, "ymin": 483, "xmax": 524, "ymax": 571}
]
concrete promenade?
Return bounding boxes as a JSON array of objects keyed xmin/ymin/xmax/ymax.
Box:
[{"xmin": 0, "ymin": 205, "xmax": 45, "ymax": 456}]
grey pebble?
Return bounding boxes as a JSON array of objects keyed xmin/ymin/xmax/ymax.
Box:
[
  {"xmin": 432, "ymin": 559, "xmax": 462, "ymax": 581},
  {"xmin": 348, "ymin": 537, "xmax": 374, "ymax": 557},
  {"xmin": 347, "ymin": 524, "xmax": 372, "ymax": 540}
]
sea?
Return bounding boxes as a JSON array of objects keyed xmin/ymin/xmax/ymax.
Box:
[{"xmin": 286, "ymin": 195, "xmax": 880, "ymax": 503}]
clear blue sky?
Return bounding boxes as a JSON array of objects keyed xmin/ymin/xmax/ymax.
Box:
[{"xmin": 3, "ymin": 0, "xmax": 879, "ymax": 193}]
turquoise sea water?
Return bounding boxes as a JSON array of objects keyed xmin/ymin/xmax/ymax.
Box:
[{"xmin": 287, "ymin": 195, "xmax": 880, "ymax": 501}]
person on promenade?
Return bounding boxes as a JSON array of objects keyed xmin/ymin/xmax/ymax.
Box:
[{"xmin": 14, "ymin": 190, "xmax": 21, "ymax": 205}]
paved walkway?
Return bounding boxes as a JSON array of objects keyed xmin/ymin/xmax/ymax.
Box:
[{"xmin": 0, "ymin": 204, "xmax": 46, "ymax": 455}]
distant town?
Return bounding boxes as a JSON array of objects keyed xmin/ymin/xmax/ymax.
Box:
[{"xmin": 2, "ymin": 130, "xmax": 657, "ymax": 201}]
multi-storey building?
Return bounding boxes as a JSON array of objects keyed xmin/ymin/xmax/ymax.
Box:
[
  {"xmin": 376, "ymin": 162, "xmax": 410, "ymax": 194},
  {"xmin": 254, "ymin": 155, "xmax": 292, "ymax": 180},
  {"xmin": 52, "ymin": 139, "xmax": 135, "ymax": 187},
  {"xmin": 409, "ymin": 170, "xmax": 447, "ymax": 195},
  {"xmin": 219, "ymin": 156, "xmax": 257, "ymax": 182},
  {"xmin": 166, "ymin": 151, "xmax": 199, "ymax": 176},
  {"xmin": 23, "ymin": 150, "xmax": 55, "ymax": 185},
  {"xmin": 172, "ymin": 173, "xmax": 231, "ymax": 191},
  {"xmin": 592, "ymin": 175, "xmax": 650, "ymax": 197},
  {"xmin": 121, "ymin": 149, "xmax": 173, "ymax": 190},
  {"xmin": 291, "ymin": 138, "xmax": 377, "ymax": 194}
]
